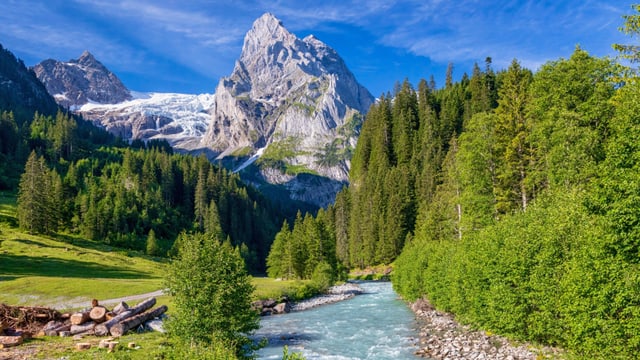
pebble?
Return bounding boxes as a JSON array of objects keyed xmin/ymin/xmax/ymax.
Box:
[
  {"xmin": 411, "ymin": 298, "xmax": 562, "ymax": 360},
  {"xmin": 290, "ymin": 283, "xmax": 364, "ymax": 312}
]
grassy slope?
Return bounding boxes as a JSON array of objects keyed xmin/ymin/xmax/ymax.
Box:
[
  {"xmin": 0, "ymin": 192, "xmax": 305, "ymax": 308},
  {"xmin": 0, "ymin": 191, "xmax": 307, "ymax": 358},
  {"xmin": 0, "ymin": 193, "xmax": 167, "ymax": 309}
]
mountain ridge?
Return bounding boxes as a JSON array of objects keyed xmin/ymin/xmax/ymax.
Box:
[
  {"xmin": 32, "ymin": 13, "xmax": 374, "ymax": 207},
  {"xmin": 34, "ymin": 50, "xmax": 132, "ymax": 109}
]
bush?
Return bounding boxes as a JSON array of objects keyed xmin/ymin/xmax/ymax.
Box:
[{"xmin": 310, "ymin": 261, "xmax": 335, "ymax": 291}]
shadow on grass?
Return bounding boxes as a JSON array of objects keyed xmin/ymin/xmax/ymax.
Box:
[{"xmin": 0, "ymin": 253, "xmax": 153, "ymax": 279}]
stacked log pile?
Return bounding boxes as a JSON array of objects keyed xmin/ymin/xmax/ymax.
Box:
[{"xmin": 0, "ymin": 298, "xmax": 167, "ymax": 348}]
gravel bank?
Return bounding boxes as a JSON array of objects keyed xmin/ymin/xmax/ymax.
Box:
[
  {"xmin": 291, "ymin": 282, "xmax": 364, "ymax": 312},
  {"xmin": 411, "ymin": 298, "xmax": 562, "ymax": 359}
]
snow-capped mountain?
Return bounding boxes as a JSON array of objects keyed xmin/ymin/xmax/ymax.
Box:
[
  {"xmin": 34, "ymin": 13, "xmax": 374, "ymax": 207},
  {"xmin": 78, "ymin": 92, "xmax": 215, "ymax": 151},
  {"xmin": 34, "ymin": 52, "xmax": 214, "ymax": 151}
]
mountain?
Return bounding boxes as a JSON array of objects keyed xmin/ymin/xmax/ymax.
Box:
[
  {"xmin": 0, "ymin": 43, "xmax": 58, "ymax": 122},
  {"xmin": 34, "ymin": 52, "xmax": 213, "ymax": 151},
  {"xmin": 77, "ymin": 92, "xmax": 215, "ymax": 151},
  {"xmin": 201, "ymin": 13, "xmax": 374, "ymax": 206},
  {"xmin": 33, "ymin": 51, "xmax": 132, "ymax": 109}
]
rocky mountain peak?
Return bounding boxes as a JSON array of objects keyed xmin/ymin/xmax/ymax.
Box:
[
  {"xmin": 202, "ymin": 13, "xmax": 374, "ymax": 207},
  {"xmin": 76, "ymin": 50, "xmax": 99, "ymax": 67},
  {"xmin": 34, "ymin": 51, "xmax": 132, "ymax": 109}
]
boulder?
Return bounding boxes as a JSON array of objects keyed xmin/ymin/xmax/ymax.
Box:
[{"xmin": 273, "ymin": 302, "xmax": 291, "ymax": 314}]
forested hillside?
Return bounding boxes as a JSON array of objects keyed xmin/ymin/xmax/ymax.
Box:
[
  {"xmin": 0, "ymin": 44, "xmax": 281, "ymax": 273},
  {"xmin": 267, "ymin": 8, "xmax": 640, "ymax": 357}
]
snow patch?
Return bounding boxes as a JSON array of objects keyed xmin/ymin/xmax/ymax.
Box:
[{"xmin": 233, "ymin": 146, "xmax": 267, "ymax": 173}]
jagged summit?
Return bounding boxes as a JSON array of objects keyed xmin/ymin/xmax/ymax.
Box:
[
  {"xmin": 34, "ymin": 51, "xmax": 132, "ymax": 109},
  {"xmin": 201, "ymin": 13, "xmax": 374, "ymax": 206},
  {"xmin": 75, "ymin": 50, "xmax": 99, "ymax": 66}
]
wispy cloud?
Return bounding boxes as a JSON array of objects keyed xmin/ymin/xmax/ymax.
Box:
[{"xmin": 0, "ymin": 0, "xmax": 631, "ymax": 94}]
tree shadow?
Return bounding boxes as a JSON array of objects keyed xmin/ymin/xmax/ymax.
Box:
[{"xmin": 0, "ymin": 253, "xmax": 152, "ymax": 279}]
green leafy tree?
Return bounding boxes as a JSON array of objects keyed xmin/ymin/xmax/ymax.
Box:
[
  {"xmin": 613, "ymin": 4, "xmax": 640, "ymax": 65},
  {"xmin": 165, "ymin": 232, "xmax": 259, "ymax": 356}
]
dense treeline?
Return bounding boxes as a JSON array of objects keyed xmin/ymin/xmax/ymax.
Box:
[
  {"xmin": 267, "ymin": 57, "xmax": 501, "ymax": 277},
  {"xmin": 267, "ymin": 13, "xmax": 640, "ymax": 356},
  {"xmin": 15, "ymin": 111, "xmax": 279, "ymax": 270}
]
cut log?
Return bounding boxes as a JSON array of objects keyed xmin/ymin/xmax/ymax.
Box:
[
  {"xmin": 128, "ymin": 298, "xmax": 156, "ymax": 315},
  {"xmin": 109, "ymin": 305, "xmax": 167, "ymax": 337},
  {"xmin": 45, "ymin": 323, "xmax": 70, "ymax": 337},
  {"xmin": 70, "ymin": 321, "xmax": 96, "ymax": 335},
  {"xmin": 94, "ymin": 298, "xmax": 155, "ymax": 336},
  {"xmin": 112, "ymin": 302, "xmax": 129, "ymax": 315},
  {"xmin": 94, "ymin": 310, "xmax": 132, "ymax": 336},
  {"xmin": 70, "ymin": 311, "xmax": 91, "ymax": 325},
  {"xmin": 76, "ymin": 342, "xmax": 91, "ymax": 350},
  {"xmin": 90, "ymin": 306, "xmax": 108, "ymax": 323},
  {"xmin": 0, "ymin": 335, "xmax": 23, "ymax": 348},
  {"xmin": 0, "ymin": 320, "xmax": 5, "ymax": 335}
]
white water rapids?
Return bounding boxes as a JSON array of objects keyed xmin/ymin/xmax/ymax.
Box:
[{"xmin": 254, "ymin": 282, "xmax": 419, "ymax": 359}]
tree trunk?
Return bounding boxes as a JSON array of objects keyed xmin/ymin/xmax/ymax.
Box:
[
  {"xmin": 94, "ymin": 310, "xmax": 132, "ymax": 336},
  {"xmin": 0, "ymin": 336, "xmax": 23, "ymax": 348},
  {"xmin": 112, "ymin": 302, "xmax": 129, "ymax": 315},
  {"xmin": 94, "ymin": 297, "xmax": 156, "ymax": 336},
  {"xmin": 90, "ymin": 306, "xmax": 108, "ymax": 323},
  {"xmin": 70, "ymin": 321, "xmax": 96, "ymax": 335},
  {"xmin": 109, "ymin": 305, "xmax": 167, "ymax": 337},
  {"xmin": 70, "ymin": 311, "xmax": 91, "ymax": 325},
  {"xmin": 45, "ymin": 323, "xmax": 70, "ymax": 337}
]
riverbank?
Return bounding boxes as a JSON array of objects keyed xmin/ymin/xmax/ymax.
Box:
[
  {"xmin": 411, "ymin": 298, "xmax": 563, "ymax": 359},
  {"xmin": 291, "ymin": 282, "xmax": 364, "ymax": 311}
]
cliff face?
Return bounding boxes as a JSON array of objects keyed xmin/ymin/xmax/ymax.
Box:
[{"xmin": 201, "ymin": 13, "xmax": 374, "ymax": 205}]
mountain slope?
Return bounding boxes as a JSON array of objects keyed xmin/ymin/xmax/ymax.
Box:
[
  {"xmin": 33, "ymin": 51, "xmax": 132, "ymax": 109},
  {"xmin": 201, "ymin": 13, "xmax": 374, "ymax": 206},
  {"xmin": 0, "ymin": 43, "xmax": 58, "ymax": 121}
]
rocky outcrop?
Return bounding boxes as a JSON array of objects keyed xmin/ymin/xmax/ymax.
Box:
[
  {"xmin": 201, "ymin": 13, "xmax": 374, "ymax": 206},
  {"xmin": 34, "ymin": 51, "xmax": 132, "ymax": 109}
]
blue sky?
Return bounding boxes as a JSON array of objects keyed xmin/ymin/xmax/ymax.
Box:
[{"xmin": 0, "ymin": 1, "xmax": 632, "ymax": 96}]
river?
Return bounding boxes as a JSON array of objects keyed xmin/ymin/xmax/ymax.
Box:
[{"xmin": 254, "ymin": 281, "xmax": 419, "ymax": 359}]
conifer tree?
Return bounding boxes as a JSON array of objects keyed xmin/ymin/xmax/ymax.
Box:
[
  {"xmin": 17, "ymin": 151, "xmax": 51, "ymax": 233},
  {"xmin": 494, "ymin": 59, "xmax": 533, "ymax": 213}
]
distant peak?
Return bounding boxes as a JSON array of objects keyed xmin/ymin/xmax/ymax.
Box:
[
  {"xmin": 250, "ymin": 13, "xmax": 289, "ymax": 37},
  {"xmin": 78, "ymin": 50, "xmax": 96, "ymax": 63}
]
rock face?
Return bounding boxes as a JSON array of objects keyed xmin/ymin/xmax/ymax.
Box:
[
  {"xmin": 34, "ymin": 51, "xmax": 132, "ymax": 109},
  {"xmin": 201, "ymin": 13, "xmax": 374, "ymax": 206}
]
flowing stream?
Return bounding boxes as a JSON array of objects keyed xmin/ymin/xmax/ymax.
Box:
[{"xmin": 254, "ymin": 281, "xmax": 419, "ymax": 359}]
